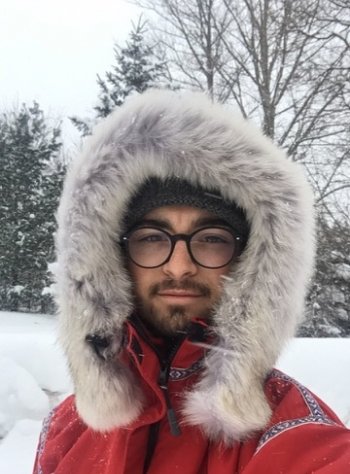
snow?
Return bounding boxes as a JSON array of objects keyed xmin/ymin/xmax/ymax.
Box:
[
  {"xmin": 41, "ymin": 286, "xmax": 54, "ymax": 296},
  {"xmin": 0, "ymin": 311, "xmax": 349, "ymax": 473},
  {"xmin": 0, "ymin": 419, "xmax": 43, "ymax": 473},
  {"xmin": 10, "ymin": 285, "xmax": 25, "ymax": 295},
  {"xmin": 0, "ymin": 357, "xmax": 49, "ymax": 437},
  {"xmin": 0, "ymin": 312, "xmax": 72, "ymax": 474},
  {"xmin": 336, "ymin": 308, "xmax": 349, "ymax": 322}
]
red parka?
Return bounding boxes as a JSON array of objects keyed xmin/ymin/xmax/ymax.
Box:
[{"xmin": 34, "ymin": 320, "xmax": 350, "ymax": 474}]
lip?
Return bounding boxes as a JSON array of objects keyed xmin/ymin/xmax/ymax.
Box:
[
  {"xmin": 157, "ymin": 291, "xmax": 202, "ymax": 299},
  {"xmin": 158, "ymin": 291, "xmax": 201, "ymax": 297}
]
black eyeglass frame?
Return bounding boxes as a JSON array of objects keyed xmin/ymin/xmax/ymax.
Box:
[{"xmin": 120, "ymin": 226, "xmax": 243, "ymax": 269}]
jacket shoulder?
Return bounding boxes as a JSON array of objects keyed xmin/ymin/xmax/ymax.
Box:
[
  {"xmin": 264, "ymin": 369, "xmax": 344, "ymax": 430},
  {"xmin": 248, "ymin": 370, "xmax": 350, "ymax": 473},
  {"xmin": 33, "ymin": 395, "xmax": 86, "ymax": 474}
]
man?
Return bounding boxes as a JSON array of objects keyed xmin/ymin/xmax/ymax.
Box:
[{"xmin": 34, "ymin": 90, "xmax": 350, "ymax": 473}]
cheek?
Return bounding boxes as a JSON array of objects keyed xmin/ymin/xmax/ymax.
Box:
[
  {"xmin": 127, "ymin": 264, "xmax": 143, "ymax": 295},
  {"xmin": 208, "ymin": 268, "xmax": 230, "ymax": 298},
  {"xmin": 128, "ymin": 265, "xmax": 158, "ymax": 297}
]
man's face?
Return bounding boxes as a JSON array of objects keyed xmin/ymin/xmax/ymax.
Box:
[{"xmin": 127, "ymin": 205, "xmax": 232, "ymax": 336}]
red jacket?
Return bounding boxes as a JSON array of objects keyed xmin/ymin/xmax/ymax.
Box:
[{"xmin": 34, "ymin": 321, "xmax": 350, "ymax": 474}]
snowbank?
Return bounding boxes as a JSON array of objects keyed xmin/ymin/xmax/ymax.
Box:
[{"xmin": 0, "ymin": 312, "xmax": 72, "ymax": 474}]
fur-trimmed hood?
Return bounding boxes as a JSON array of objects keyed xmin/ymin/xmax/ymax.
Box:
[{"xmin": 55, "ymin": 89, "xmax": 315, "ymax": 443}]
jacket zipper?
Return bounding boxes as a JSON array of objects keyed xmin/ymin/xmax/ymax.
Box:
[
  {"xmin": 132, "ymin": 324, "xmax": 184, "ymax": 473},
  {"xmin": 129, "ymin": 319, "xmax": 184, "ymax": 436},
  {"xmin": 158, "ymin": 348, "xmax": 182, "ymax": 437}
]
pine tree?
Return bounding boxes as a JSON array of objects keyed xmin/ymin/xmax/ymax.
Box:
[
  {"xmin": 301, "ymin": 218, "xmax": 350, "ymax": 337},
  {"xmin": 0, "ymin": 103, "xmax": 64, "ymax": 313},
  {"xmin": 70, "ymin": 18, "xmax": 171, "ymax": 135}
]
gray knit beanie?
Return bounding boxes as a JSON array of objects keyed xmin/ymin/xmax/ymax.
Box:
[{"xmin": 123, "ymin": 177, "xmax": 250, "ymax": 245}]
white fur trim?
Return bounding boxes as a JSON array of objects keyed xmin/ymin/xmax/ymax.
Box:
[{"xmin": 56, "ymin": 89, "xmax": 315, "ymax": 439}]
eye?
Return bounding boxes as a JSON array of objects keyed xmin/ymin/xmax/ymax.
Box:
[
  {"xmin": 130, "ymin": 228, "xmax": 168, "ymax": 243},
  {"xmin": 193, "ymin": 228, "xmax": 234, "ymax": 244},
  {"xmin": 141, "ymin": 234, "xmax": 166, "ymax": 242},
  {"xmin": 203, "ymin": 235, "xmax": 228, "ymax": 243}
]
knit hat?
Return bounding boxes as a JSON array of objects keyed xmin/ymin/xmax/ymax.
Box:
[{"xmin": 123, "ymin": 177, "xmax": 250, "ymax": 245}]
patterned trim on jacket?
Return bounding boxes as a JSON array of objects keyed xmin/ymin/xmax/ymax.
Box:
[
  {"xmin": 34, "ymin": 408, "xmax": 57, "ymax": 474},
  {"xmin": 169, "ymin": 358, "xmax": 204, "ymax": 381},
  {"xmin": 256, "ymin": 370, "xmax": 337, "ymax": 453}
]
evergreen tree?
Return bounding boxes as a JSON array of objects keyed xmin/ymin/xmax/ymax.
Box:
[
  {"xmin": 0, "ymin": 103, "xmax": 65, "ymax": 313},
  {"xmin": 71, "ymin": 18, "xmax": 171, "ymax": 135},
  {"xmin": 301, "ymin": 217, "xmax": 350, "ymax": 337}
]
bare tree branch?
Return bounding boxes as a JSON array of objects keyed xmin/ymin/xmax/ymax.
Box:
[{"xmin": 131, "ymin": 0, "xmax": 350, "ymax": 213}]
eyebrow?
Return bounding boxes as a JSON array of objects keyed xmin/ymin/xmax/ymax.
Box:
[{"xmin": 135, "ymin": 217, "xmax": 232, "ymax": 231}]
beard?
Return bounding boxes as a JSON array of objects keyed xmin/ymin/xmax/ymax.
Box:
[{"xmin": 134, "ymin": 278, "xmax": 213, "ymax": 337}]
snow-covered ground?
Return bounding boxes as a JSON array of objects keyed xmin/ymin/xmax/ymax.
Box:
[
  {"xmin": 0, "ymin": 311, "xmax": 349, "ymax": 473},
  {"xmin": 0, "ymin": 312, "xmax": 72, "ymax": 474}
]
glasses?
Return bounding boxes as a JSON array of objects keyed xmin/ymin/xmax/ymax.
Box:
[{"xmin": 121, "ymin": 227, "xmax": 242, "ymax": 269}]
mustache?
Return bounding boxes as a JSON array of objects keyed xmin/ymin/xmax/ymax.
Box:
[{"xmin": 149, "ymin": 279, "xmax": 211, "ymax": 297}]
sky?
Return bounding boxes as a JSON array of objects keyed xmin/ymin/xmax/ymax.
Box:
[{"xmin": 1, "ymin": 0, "xmax": 143, "ymax": 147}]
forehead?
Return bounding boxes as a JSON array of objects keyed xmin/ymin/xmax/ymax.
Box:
[{"xmin": 140, "ymin": 205, "xmax": 227, "ymax": 231}]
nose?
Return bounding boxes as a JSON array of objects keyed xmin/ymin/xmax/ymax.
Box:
[{"xmin": 162, "ymin": 240, "xmax": 198, "ymax": 279}]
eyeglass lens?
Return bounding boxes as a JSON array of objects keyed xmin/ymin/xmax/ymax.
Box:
[{"xmin": 126, "ymin": 227, "xmax": 237, "ymax": 268}]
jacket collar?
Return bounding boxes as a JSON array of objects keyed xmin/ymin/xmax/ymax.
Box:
[
  {"xmin": 124, "ymin": 313, "xmax": 211, "ymax": 374},
  {"xmin": 110, "ymin": 314, "xmax": 212, "ymax": 432}
]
